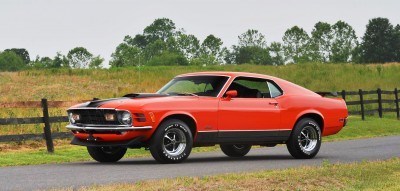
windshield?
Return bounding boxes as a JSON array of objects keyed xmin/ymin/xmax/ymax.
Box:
[{"xmin": 157, "ymin": 75, "xmax": 229, "ymax": 97}]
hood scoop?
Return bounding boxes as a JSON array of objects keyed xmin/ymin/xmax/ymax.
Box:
[
  {"xmin": 81, "ymin": 94, "xmax": 168, "ymax": 108},
  {"xmin": 85, "ymin": 97, "xmax": 129, "ymax": 108}
]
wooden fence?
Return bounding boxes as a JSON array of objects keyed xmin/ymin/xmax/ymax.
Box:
[
  {"xmin": 340, "ymin": 88, "xmax": 399, "ymax": 120},
  {"xmin": 0, "ymin": 88, "xmax": 398, "ymax": 152},
  {"xmin": 0, "ymin": 99, "xmax": 84, "ymax": 152}
]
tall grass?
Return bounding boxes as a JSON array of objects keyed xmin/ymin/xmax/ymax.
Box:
[{"xmin": 1, "ymin": 63, "xmax": 399, "ymax": 102}]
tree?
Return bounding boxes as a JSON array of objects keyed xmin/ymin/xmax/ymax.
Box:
[
  {"xmin": 0, "ymin": 51, "xmax": 25, "ymax": 71},
  {"xmin": 143, "ymin": 18, "xmax": 176, "ymax": 43},
  {"xmin": 176, "ymin": 33, "xmax": 200, "ymax": 60},
  {"xmin": 282, "ymin": 26, "xmax": 311, "ymax": 63},
  {"xmin": 330, "ymin": 21, "xmax": 358, "ymax": 63},
  {"xmin": 231, "ymin": 29, "xmax": 271, "ymax": 65},
  {"xmin": 238, "ymin": 29, "xmax": 267, "ymax": 48},
  {"xmin": 89, "ymin": 56, "xmax": 104, "ymax": 68},
  {"xmin": 198, "ymin": 34, "xmax": 224, "ymax": 65},
  {"xmin": 52, "ymin": 52, "xmax": 69, "ymax": 68},
  {"xmin": 222, "ymin": 48, "xmax": 235, "ymax": 64},
  {"xmin": 310, "ymin": 22, "xmax": 333, "ymax": 62},
  {"xmin": 394, "ymin": 24, "xmax": 400, "ymax": 62},
  {"xmin": 110, "ymin": 42, "xmax": 142, "ymax": 67},
  {"xmin": 234, "ymin": 46, "xmax": 271, "ymax": 65},
  {"xmin": 143, "ymin": 39, "xmax": 168, "ymax": 60},
  {"xmin": 361, "ymin": 18, "xmax": 396, "ymax": 63},
  {"xmin": 130, "ymin": 34, "xmax": 148, "ymax": 49},
  {"xmin": 269, "ymin": 42, "xmax": 285, "ymax": 65},
  {"xmin": 4, "ymin": 48, "xmax": 30, "ymax": 65},
  {"xmin": 147, "ymin": 51, "xmax": 188, "ymax": 66},
  {"xmin": 67, "ymin": 47, "xmax": 93, "ymax": 68}
]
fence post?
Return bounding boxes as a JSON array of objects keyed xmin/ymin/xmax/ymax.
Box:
[
  {"xmin": 341, "ymin": 90, "xmax": 346, "ymax": 100},
  {"xmin": 359, "ymin": 89, "xmax": 365, "ymax": 120},
  {"xmin": 377, "ymin": 88, "xmax": 382, "ymax": 118},
  {"xmin": 41, "ymin": 98, "xmax": 54, "ymax": 153},
  {"xmin": 395, "ymin": 88, "xmax": 399, "ymax": 120}
]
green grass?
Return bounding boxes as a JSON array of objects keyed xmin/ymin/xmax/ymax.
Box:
[
  {"xmin": 0, "ymin": 116, "xmax": 398, "ymax": 167},
  {"xmin": 325, "ymin": 115, "xmax": 400, "ymax": 141},
  {"xmin": 73, "ymin": 158, "xmax": 400, "ymax": 191}
]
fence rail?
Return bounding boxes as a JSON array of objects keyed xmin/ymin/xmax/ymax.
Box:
[
  {"xmin": 341, "ymin": 88, "xmax": 399, "ymax": 120},
  {"xmin": 0, "ymin": 88, "xmax": 398, "ymax": 152}
]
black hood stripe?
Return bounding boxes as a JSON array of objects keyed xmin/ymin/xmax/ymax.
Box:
[
  {"xmin": 79, "ymin": 94, "xmax": 169, "ymax": 108},
  {"xmin": 80, "ymin": 97, "xmax": 129, "ymax": 108}
]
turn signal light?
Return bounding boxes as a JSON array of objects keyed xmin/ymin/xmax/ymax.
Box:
[{"xmin": 104, "ymin": 113, "xmax": 116, "ymax": 121}]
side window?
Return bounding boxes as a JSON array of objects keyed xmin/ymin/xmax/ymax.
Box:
[
  {"xmin": 227, "ymin": 77, "xmax": 271, "ymax": 98},
  {"xmin": 267, "ymin": 81, "xmax": 283, "ymax": 98}
]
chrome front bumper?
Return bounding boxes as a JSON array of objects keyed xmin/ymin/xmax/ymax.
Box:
[{"xmin": 66, "ymin": 124, "xmax": 152, "ymax": 131}]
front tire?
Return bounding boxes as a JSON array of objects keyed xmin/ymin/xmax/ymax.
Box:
[
  {"xmin": 87, "ymin": 146, "xmax": 127, "ymax": 163},
  {"xmin": 149, "ymin": 119, "xmax": 193, "ymax": 163},
  {"xmin": 286, "ymin": 118, "xmax": 321, "ymax": 159},
  {"xmin": 220, "ymin": 144, "xmax": 252, "ymax": 157}
]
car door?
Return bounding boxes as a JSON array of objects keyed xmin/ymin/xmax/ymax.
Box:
[{"xmin": 217, "ymin": 77, "xmax": 282, "ymax": 140}]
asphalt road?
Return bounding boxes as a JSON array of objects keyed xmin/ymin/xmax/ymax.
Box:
[{"xmin": 0, "ymin": 136, "xmax": 399, "ymax": 191}]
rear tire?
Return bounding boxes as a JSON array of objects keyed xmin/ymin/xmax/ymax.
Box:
[
  {"xmin": 87, "ymin": 146, "xmax": 127, "ymax": 163},
  {"xmin": 149, "ymin": 119, "xmax": 193, "ymax": 164},
  {"xmin": 286, "ymin": 118, "xmax": 321, "ymax": 159},
  {"xmin": 220, "ymin": 144, "xmax": 252, "ymax": 157}
]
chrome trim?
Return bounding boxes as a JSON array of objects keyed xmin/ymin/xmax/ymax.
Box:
[
  {"xmin": 66, "ymin": 124, "xmax": 152, "ymax": 131},
  {"xmin": 220, "ymin": 75, "xmax": 284, "ymax": 98},
  {"xmin": 157, "ymin": 75, "xmax": 232, "ymax": 98},
  {"xmin": 198, "ymin": 129, "xmax": 291, "ymax": 133}
]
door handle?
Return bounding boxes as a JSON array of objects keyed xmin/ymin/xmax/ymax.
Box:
[{"xmin": 269, "ymin": 101, "xmax": 279, "ymax": 106}]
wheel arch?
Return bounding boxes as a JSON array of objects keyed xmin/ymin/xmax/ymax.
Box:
[
  {"xmin": 157, "ymin": 112, "xmax": 197, "ymax": 138},
  {"xmin": 294, "ymin": 111, "xmax": 325, "ymax": 133}
]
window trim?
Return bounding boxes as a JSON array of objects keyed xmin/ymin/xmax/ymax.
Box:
[
  {"xmin": 158, "ymin": 74, "xmax": 232, "ymax": 98},
  {"xmin": 267, "ymin": 80, "xmax": 284, "ymax": 98},
  {"xmin": 222, "ymin": 76, "xmax": 284, "ymax": 99}
]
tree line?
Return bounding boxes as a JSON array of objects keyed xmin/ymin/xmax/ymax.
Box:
[{"xmin": 1, "ymin": 17, "xmax": 399, "ymax": 71}]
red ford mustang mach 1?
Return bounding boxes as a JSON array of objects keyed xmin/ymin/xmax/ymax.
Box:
[{"xmin": 66, "ymin": 72, "xmax": 348, "ymax": 163}]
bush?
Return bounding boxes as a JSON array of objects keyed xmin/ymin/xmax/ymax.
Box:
[
  {"xmin": 0, "ymin": 51, "xmax": 25, "ymax": 71},
  {"xmin": 147, "ymin": 52, "xmax": 189, "ymax": 66}
]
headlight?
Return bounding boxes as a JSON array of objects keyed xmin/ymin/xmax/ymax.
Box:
[
  {"xmin": 118, "ymin": 111, "xmax": 132, "ymax": 125},
  {"xmin": 68, "ymin": 112, "xmax": 80, "ymax": 124}
]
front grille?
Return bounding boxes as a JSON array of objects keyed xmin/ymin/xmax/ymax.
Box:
[{"xmin": 68, "ymin": 109, "xmax": 121, "ymax": 125}]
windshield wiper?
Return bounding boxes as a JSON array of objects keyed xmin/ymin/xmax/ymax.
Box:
[{"xmin": 167, "ymin": 92, "xmax": 199, "ymax": 97}]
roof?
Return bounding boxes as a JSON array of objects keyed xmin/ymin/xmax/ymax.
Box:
[
  {"xmin": 177, "ymin": 71, "xmax": 277, "ymax": 80},
  {"xmin": 177, "ymin": 71, "xmax": 319, "ymax": 97}
]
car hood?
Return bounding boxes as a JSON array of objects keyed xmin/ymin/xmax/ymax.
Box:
[{"xmin": 69, "ymin": 93, "xmax": 200, "ymax": 110}]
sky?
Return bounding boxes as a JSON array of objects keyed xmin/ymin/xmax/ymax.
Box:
[{"xmin": 1, "ymin": 0, "xmax": 399, "ymax": 64}]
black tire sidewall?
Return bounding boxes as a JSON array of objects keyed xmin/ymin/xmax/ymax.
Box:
[
  {"xmin": 220, "ymin": 144, "xmax": 252, "ymax": 157},
  {"xmin": 150, "ymin": 119, "xmax": 193, "ymax": 163},
  {"xmin": 288, "ymin": 118, "xmax": 321, "ymax": 159},
  {"xmin": 87, "ymin": 146, "xmax": 127, "ymax": 163}
]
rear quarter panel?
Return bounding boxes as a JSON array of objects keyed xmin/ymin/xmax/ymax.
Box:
[{"xmin": 276, "ymin": 95, "xmax": 347, "ymax": 136}]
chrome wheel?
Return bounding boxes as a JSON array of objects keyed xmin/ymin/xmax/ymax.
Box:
[
  {"xmin": 299, "ymin": 126, "xmax": 318, "ymax": 152},
  {"xmin": 162, "ymin": 128, "xmax": 187, "ymax": 156}
]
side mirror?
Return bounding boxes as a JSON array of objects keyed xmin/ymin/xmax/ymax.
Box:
[{"xmin": 224, "ymin": 90, "xmax": 237, "ymax": 100}]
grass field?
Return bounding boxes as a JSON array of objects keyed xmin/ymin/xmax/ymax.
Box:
[
  {"xmin": 1, "ymin": 63, "xmax": 400, "ymax": 102},
  {"xmin": 0, "ymin": 63, "xmax": 399, "ymax": 136},
  {"xmin": 0, "ymin": 116, "xmax": 398, "ymax": 167},
  {"xmin": 74, "ymin": 158, "xmax": 400, "ymax": 191}
]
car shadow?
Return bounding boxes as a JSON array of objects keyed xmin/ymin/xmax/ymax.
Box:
[{"xmin": 80, "ymin": 154, "xmax": 321, "ymax": 166}]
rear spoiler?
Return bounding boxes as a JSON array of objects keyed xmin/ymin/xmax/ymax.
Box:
[{"xmin": 315, "ymin": 91, "xmax": 338, "ymax": 97}]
